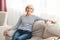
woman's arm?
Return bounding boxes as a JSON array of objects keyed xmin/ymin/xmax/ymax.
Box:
[
  {"xmin": 35, "ymin": 16, "xmax": 48, "ymax": 23},
  {"xmin": 35, "ymin": 16, "xmax": 56, "ymax": 24},
  {"xmin": 4, "ymin": 16, "xmax": 22, "ymax": 36},
  {"xmin": 9, "ymin": 16, "xmax": 22, "ymax": 30}
]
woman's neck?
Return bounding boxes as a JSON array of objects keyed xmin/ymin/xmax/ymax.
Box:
[{"xmin": 26, "ymin": 13, "xmax": 32, "ymax": 16}]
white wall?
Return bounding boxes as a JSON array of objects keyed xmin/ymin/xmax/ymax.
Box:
[
  {"xmin": 46, "ymin": 0, "xmax": 60, "ymax": 26},
  {"xmin": 6, "ymin": 0, "xmax": 60, "ymax": 26}
]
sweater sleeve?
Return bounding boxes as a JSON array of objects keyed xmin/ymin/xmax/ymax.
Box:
[
  {"xmin": 9, "ymin": 16, "xmax": 22, "ymax": 30},
  {"xmin": 35, "ymin": 16, "xmax": 48, "ymax": 23}
]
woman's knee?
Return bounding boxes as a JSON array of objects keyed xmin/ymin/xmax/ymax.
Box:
[
  {"xmin": 16, "ymin": 37, "xmax": 25, "ymax": 40},
  {"xmin": 16, "ymin": 34, "xmax": 32, "ymax": 40}
]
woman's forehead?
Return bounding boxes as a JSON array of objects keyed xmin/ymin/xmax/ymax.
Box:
[{"xmin": 26, "ymin": 5, "xmax": 34, "ymax": 8}]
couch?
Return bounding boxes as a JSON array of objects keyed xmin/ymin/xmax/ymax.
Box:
[{"xmin": 5, "ymin": 21, "xmax": 59, "ymax": 40}]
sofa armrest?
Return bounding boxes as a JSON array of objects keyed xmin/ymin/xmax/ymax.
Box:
[
  {"xmin": 7, "ymin": 30, "xmax": 16, "ymax": 37},
  {"xmin": 5, "ymin": 30, "xmax": 16, "ymax": 40}
]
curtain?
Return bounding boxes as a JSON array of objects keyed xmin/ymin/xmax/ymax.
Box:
[
  {"xmin": 4, "ymin": 0, "xmax": 7, "ymax": 11},
  {"xmin": 0, "ymin": 0, "xmax": 7, "ymax": 11},
  {"xmin": 0, "ymin": 0, "xmax": 2, "ymax": 11}
]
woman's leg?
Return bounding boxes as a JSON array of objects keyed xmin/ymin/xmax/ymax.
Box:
[
  {"xmin": 16, "ymin": 31, "xmax": 32, "ymax": 40},
  {"xmin": 12, "ymin": 30, "xmax": 23, "ymax": 40}
]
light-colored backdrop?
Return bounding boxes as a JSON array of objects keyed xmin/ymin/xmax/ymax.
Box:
[{"xmin": 6, "ymin": 0, "xmax": 60, "ymax": 26}]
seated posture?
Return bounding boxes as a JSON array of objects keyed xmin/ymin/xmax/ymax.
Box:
[{"xmin": 4, "ymin": 5, "xmax": 56, "ymax": 40}]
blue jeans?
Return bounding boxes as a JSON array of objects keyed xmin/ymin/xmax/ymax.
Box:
[{"xmin": 12, "ymin": 29, "xmax": 32, "ymax": 40}]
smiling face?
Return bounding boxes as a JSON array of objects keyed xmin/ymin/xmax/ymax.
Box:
[{"xmin": 25, "ymin": 5, "xmax": 34, "ymax": 16}]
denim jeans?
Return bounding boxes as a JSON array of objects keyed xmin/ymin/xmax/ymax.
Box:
[{"xmin": 12, "ymin": 29, "xmax": 32, "ymax": 40}]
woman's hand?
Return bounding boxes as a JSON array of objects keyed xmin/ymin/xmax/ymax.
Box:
[
  {"xmin": 48, "ymin": 20, "xmax": 56, "ymax": 24},
  {"xmin": 4, "ymin": 29, "xmax": 9, "ymax": 36}
]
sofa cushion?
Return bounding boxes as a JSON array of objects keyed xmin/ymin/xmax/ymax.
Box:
[
  {"xmin": 42, "ymin": 27, "xmax": 55, "ymax": 39},
  {"xmin": 42, "ymin": 22, "xmax": 59, "ymax": 38},
  {"xmin": 29, "ymin": 36, "xmax": 43, "ymax": 40},
  {"xmin": 32, "ymin": 21, "xmax": 46, "ymax": 38}
]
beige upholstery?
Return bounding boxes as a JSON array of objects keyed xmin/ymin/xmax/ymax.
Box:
[
  {"xmin": 5, "ymin": 21, "xmax": 57, "ymax": 40},
  {"xmin": 42, "ymin": 27, "xmax": 55, "ymax": 39},
  {"xmin": 32, "ymin": 21, "xmax": 46, "ymax": 38}
]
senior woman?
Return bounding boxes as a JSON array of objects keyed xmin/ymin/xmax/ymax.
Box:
[{"xmin": 4, "ymin": 5, "xmax": 56, "ymax": 40}]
